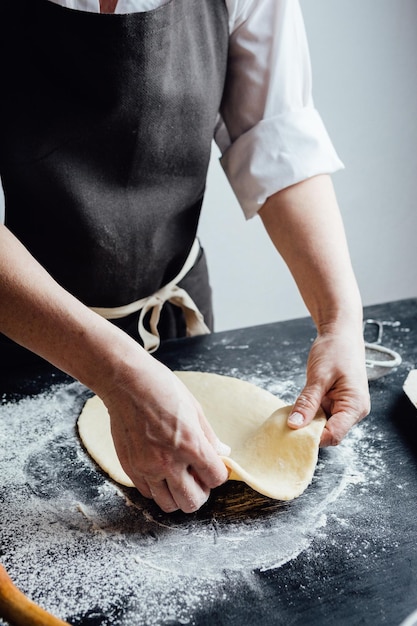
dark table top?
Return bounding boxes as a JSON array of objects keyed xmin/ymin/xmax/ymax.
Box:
[{"xmin": 1, "ymin": 298, "xmax": 416, "ymax": 626}]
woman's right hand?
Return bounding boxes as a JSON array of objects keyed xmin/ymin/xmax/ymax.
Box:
[{"xmin": 100, "ymin": 350, "xmax": 230, "ymax": 513}]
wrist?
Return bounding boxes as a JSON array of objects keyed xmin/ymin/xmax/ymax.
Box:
[
  {"xmin": 52, "ymin": 305, "xmax": 148, "ymax": 398},
  {"xmin": 311, "ymin": 286, "xmax": 363, "ymax": 336},
  {"xmin": 81, "ymin": 323, "xmax": 150, "ymax": 398}
]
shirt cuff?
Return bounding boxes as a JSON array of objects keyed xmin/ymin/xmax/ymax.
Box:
[{"xmin": 219, "ymin": 107, "xmax": 344, "ymax": 219}]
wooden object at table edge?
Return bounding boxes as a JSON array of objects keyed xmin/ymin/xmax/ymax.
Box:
[{"xmin": 0, "ymin": 564, "xmax": 70, "ymax": 626}]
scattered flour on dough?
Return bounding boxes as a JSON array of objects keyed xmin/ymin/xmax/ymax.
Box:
[{"xmin": 0, "ymin": 380, "xmax": 396, "ymax": 625}]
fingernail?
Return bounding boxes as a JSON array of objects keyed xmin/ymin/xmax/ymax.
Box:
[
  {"xmin": 288, "ymin": 412, "xmax": 304, "ymax": 426},
  {"xmin": 216, "ymin": 440, "xmax": 231, "ymax": 456}
]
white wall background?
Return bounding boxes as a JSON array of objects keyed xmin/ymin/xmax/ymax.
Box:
[{"xmin": 199, "ymin": 0, "xmax": 417, "ymax": 331}]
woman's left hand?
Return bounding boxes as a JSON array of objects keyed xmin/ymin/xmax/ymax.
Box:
[{"xmin": 287, "ymin": 325, "xmax": 371, "ymax": 446}]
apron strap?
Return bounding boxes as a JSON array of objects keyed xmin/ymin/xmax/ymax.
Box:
[{"xmin": 90, "ymin": 239, "xmax": 210, "ymax": 353}]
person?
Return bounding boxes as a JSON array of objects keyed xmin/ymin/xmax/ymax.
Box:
[{"xmin": 0, "ymin": 0, "xmax": 370, "ymax": 514}]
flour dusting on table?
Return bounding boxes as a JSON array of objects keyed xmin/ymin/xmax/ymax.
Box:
[{"xmin": 0, "ymin": 380, "xmax": 391, "ymax": 625}]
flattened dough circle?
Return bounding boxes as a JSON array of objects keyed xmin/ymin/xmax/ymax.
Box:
[{"xmin": 77, "ymin": 371, "xmax": 326, "ymax": 501}]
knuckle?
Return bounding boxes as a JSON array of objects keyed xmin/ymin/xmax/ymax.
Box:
[
  {"xmin": 182, "ymin": 431, "xmax": 204, "ymax": 457},
  {"xmin": 322, "ymin": 425, "xmax": 343, "ymax": 447},
  {"xmin": 349, "ymin": 395, "xmax": 371, "ymax": 424},
  {"xmin": 133, "ymin": 479, "xmax": 153, "ymax": 499},
  {"xmin": 183, "ymin": 500, "xmax": 203, "ymax": 514},
  {"xmin": 195, "ymin": 457, "xmax": 227, "ymax": 489},
  {"xmin": 327, "ymin": 432, "xmax": 343, "ymax": 447},
  {"xmin": 295, "ymin": 392, "xmax": 320, "ymax": 413},
  {"xmin": 185, "ymin": 492, "xmax": 209, "ymax": 514},
  {"xmin": 208, "ymin": 466, "xmax": 228, "ymax": 489},
  {"xmin": 160, "ymin": 502, "xmax": 179, "ymax": 514},
  {"xmin": 144, "ymin": 452, "xmax": 174, "ymax": 481}
]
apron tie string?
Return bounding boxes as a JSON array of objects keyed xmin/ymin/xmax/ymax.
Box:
[
  {"xmin": 90, "ymin": 239, "xmax": 210, "ymax": 353},
  {"xmin": 137, "ymin": 283, "xmax": 210, "ymax": 353}
]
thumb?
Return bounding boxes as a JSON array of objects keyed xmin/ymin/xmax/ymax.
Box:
[{"xmin": 287, "ymin": 384, "xmax": 323, "ymax": 430}]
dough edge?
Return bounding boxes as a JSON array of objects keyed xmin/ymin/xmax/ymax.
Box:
[{"xmin": 77, "ymin": 371, "xmax": 326, "ymax": 501}]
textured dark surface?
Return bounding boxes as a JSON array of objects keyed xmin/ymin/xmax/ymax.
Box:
[{"xmin": 1, "ymin": 298, "xmax": 416, "ymax": 626}]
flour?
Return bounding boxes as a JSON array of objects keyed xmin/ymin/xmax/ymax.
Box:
[{"xmin": 0, "ymin": 380, "xmax": 389, "ymax": 625}]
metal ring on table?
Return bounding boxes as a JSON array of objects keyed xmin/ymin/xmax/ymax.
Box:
[
  {"xmin": 365, "ymin": 342, "xmax": 402, "ymax": 380},
  {"xmin": 363, "ymin": 319, "xmax": 402, "ymax": 380}
]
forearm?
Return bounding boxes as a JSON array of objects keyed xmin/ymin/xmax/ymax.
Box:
[
  {"xmin": 0, "ymin": 224, "xmax": 229, "ymax": 511},
  {"xmin": 0, "ymin": 224, "xmax": 145, "ymax": 394},
  {"xmin": 259, "ymin": 174, "xmax": 363, "ymax": 333},
  {"xmin": 259, "ymin": 175, "xmax": 369, "ymax": 445}
]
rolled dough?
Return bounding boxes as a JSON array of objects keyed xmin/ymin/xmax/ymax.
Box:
[{"xmin": 77, "ymin": 371, "xmax": 326, "ymax": 501}]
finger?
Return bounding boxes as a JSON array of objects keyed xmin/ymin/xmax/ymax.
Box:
[
  {"xmin": 287, "ymin": 383, "xmax": 323, "ymax": 429},
  {"xmin": 320, "ymin": 410, "xmax": 362, "ymax": 447},
  {"xmin": 114, "ymin": 453, "xmax": 155, "ymax": 499},
  {"xmin": 167, "ymin": 470, "xmax": 210, "ymax": 514},
  {"xmin": 197, "ymin": 411, "xmax": 231, "ymax": 457},
  {"xmin": 214, "ymin": 439, "xmax": 232, "ymax": 457},
  {"xmin": 191, "ymin": 440, "xmax": 229, "ymax": 489},
  {"xmin": 131, "ymin": 475, "xmax": 153, "ymax": 499},
  {"xmin": 177, "ymin": 412, "xmax": 229, "ymax": 488},
  {"xmin": 146, "ymin": 479, "xmax": 179, "ymax": 513}
]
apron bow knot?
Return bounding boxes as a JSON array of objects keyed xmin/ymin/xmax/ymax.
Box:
[
  {"xmin": 90, "ymin": 239, "xmax": 210, "ymax": 353},
  {"xmin": 138, "ymin": 283, "xmax": 210, "ymax": 353}
]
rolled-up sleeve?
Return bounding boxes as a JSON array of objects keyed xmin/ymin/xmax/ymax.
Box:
[{"xmin": 217, "ymin": 0, "xmax": 344, "ymax": 219}]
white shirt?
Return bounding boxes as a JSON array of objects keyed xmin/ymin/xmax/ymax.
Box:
[{"xmin": 33, "ymin": 0, "xmax": 344, "ymax": 217}]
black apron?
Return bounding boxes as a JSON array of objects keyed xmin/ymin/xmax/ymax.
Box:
[{"xmin": 0, "ymin": 0, "xmax": 229, "ymax": 365}]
